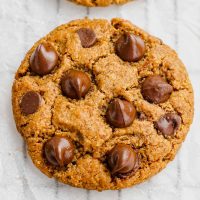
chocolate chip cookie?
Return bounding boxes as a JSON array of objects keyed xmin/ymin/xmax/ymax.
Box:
[
  {"xmin": 12, "ymin": 18, "xmax": 194, "ymax": 191},
  {"xmin": 73, "ymin": 0, "xmax": 129, "ymax": 6}
]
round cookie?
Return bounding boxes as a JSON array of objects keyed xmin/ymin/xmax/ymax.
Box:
[
  {"xmin": 73, "ymin": 0, "xmax": 130, "ymax": 6},
  {"xmin": 12, "ymin": 18, "xmax": 194, "ymax": 191}
]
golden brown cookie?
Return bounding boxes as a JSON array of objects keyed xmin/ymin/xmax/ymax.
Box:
[
  {"xmin": 73, "ymin": 0, "xmax": 130, "ymax": 6},
  {"xmin": 12, "ymin": 18, "xmax": 194, "ymax": 191}
]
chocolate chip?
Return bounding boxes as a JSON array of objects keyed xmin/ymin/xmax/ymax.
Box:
[
  {"xmin": 141, "ymin": 75, "xmax": 173, "ymax": 104},
  {"xmin": 30, "ymin": 43, "xmax": 58, "ymax": 75},
  {"xmin": 138, "ymin": 112, "xmax": 147, "ymax": 121},
  {"xmin": 155, "ymin": 113, "xmax": 181, "ymax": 137},
  {"xmin": 44, "ymin": 136, "xmax": 74, "ymax": 167},
  {"xmin": 106, "ymin": 98, "xmax": 136, "ymax": 128},
  {"xmin": 107, "ymin": 144, "xmax": 139, "ymax": 178},
  {"xmin": 61, "ymin": 70, "xmax": 91, "ymax": 99},
  {"xmin": 77, "ymin": 28, "xmax": 97, "ymax": 48},
  {"xmin": 20, "ymin": 91, "xmax": 42, "ymax": 115},
  {"xmin": 116, "ymin": 33, "xmax": 145, "ymax": 62}
]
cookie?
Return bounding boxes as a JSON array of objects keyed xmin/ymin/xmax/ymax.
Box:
[
  {"xmin": 73, "ymin": 0, "xmax": 129, "ymax": 6},
  {"xmin": 12, "ymin": 18, "xmax": 194, "ymax": 191}
]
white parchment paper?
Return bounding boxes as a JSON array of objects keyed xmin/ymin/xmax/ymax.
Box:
[{"xmin": 0, "ymin": 0, "xmax": 200, "ymax": 199}]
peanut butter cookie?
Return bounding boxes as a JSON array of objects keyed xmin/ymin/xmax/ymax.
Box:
[
  {"xmin": 73, "ymin": 0, "xmax": 129, "ymax": 6},
  {"xmin": 12, "ymin": 18, "xmax": 194, "ymax": 191}
]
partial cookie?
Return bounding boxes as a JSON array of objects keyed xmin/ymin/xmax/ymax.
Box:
[
  {"xmin": 73, "ymin": 0, "xmax": 130, "ymax": 6},
  {"xmin": 12, "ymin": 18, "xmax": 194, "ymax": 191}
]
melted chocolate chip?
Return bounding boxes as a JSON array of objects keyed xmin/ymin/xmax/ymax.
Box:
[
  {"xmin": 107, "ymin": 144, "xmax": 139, "ymax": 178},
  {"xmin": 77, "ymin": 28, "xmax": 97, "ymax": 48},
  {"xmin": 106, "ymin": 99, "xmax": 136, "ymax": 128},
  {"xmin": 44, "ymin": 136, "xmax": 74, "ymax": 167},
  {"xmin": 141, "ymin": 75, "xmax": 173, "ymax": 104},
  {"xmin": 30, "ymin": 43, "xmax": 58, "ymax": 75},
  {"xmin": 116, "ymin": 33, "xmax": 145, "ymax": 62},
  {"xmin": 155, "ymin": 113, "xmax": 182, "ymax": 137},
  {"xmin": 20, "ymin": 91, "xmax": 42, "ymax": 115},
  {"xmin": 61, "ymin": 70, "xmax": 91, "ymax": 99}
]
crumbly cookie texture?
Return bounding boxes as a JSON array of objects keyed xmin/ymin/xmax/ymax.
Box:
[
  {"xmin": 12, "ymin": 18, "xmax": 194, "ymax": 191},
  {"xmin": 73, "ymin": 0, "xmax": 129, "ymax": 6}
]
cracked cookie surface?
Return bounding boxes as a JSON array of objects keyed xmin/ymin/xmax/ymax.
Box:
[
  {"xmin": 12, "ymin": 18, "xmax": 194, "ymax": 191},
  {"xmin": 73, "ymin": 0, "xmax": 130, "ymax": 6}
]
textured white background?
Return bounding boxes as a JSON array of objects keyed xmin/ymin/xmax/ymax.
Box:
[{"xmin": 0, "ymin": 0, "xmax": 200, "ymax": 199}]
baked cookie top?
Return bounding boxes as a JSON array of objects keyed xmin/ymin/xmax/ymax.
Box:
[
  {"xmin": 73, "ymin": 0, "xmax": 129, "ymax": 6},
  {"xmin": 12, "ymin": 18, "xmax": 194, "ymax": 191}
]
